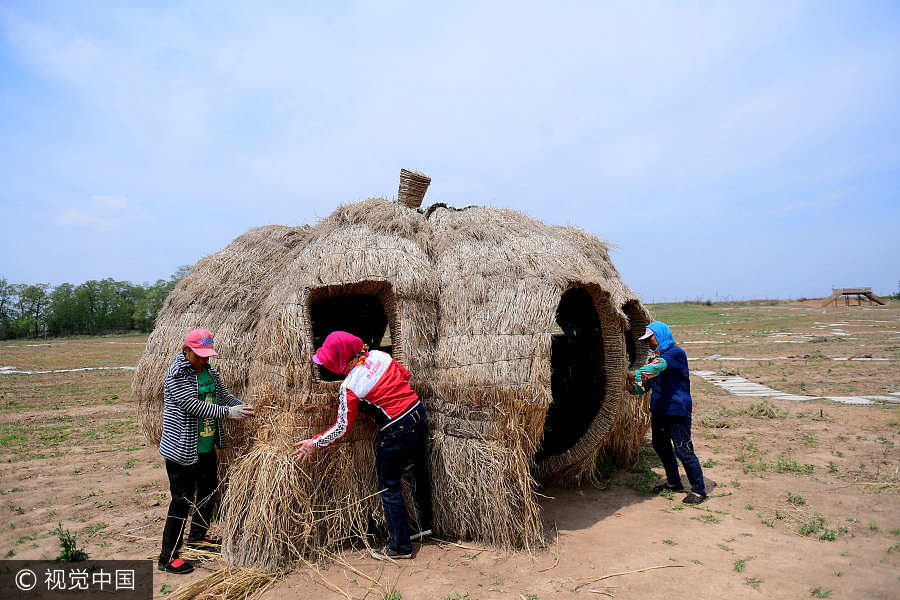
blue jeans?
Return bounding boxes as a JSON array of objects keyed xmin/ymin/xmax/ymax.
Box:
[
  {"xmin": 651, "ymin": 413, "xmax": 706, "ymax": 496},
  {"xmin": 375, "ymin": 403, "xmax": 433, "ymax": 553}
]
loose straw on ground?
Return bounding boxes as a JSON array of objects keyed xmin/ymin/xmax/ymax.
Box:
[
  {"xmin": 537, "ymin": 526, "xmax": 560, "ymax": 573},
  {"xmin": 574, "ymin": 564, "xmax": 686, "ymax": 590},
  {"xmin": 297, "ymin": 553, "xmax": 350, "ymax": 599},
  {"xmin": 172, "ymin": 568, "xmax": 279, "ymax": 600},
  {"xmin": 433, "ymin": 538, "xmax": 491, "ymax": 552}
]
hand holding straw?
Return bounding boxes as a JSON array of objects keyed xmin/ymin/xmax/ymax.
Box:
[{"xmin": 290, "ymin": 438, "xmax": 316, "ymax": 462}]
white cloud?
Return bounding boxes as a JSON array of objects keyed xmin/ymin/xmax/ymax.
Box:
[
  {"xmin": 55, "ymin": 196, "xmax": 150, "ymax": 230},
  {"xmin": 57, "ymin": 209, "xmax": 114, "ymax": 229}
]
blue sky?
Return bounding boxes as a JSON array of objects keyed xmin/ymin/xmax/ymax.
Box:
[{"xmin": 1, "ymin": 1, "xmax": 898, "ymax": 302}]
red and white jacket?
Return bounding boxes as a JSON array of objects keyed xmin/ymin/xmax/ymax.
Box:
[{"xmin": 312, "ymin": 350, "xmax": 420, "ymax": 447}]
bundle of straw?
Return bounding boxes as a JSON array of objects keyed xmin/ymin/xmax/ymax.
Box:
[{"xmin": 172, "ymin": 568, "xmax": 279, "ymax": 600}]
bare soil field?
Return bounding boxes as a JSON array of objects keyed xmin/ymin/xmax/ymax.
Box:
[{"xmin": 1, "ymin": 303, "xmax": 898, "ymax": 599}]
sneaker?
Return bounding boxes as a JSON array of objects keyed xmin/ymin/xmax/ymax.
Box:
[
  {"xmin": 157, "ymin": 557, "xmax": 194, "ymax": 574},
  {"xmin": 652, "ymin": 482, "xmax": 685, "ymax": 494},
  {"xmin": 186, "ymin": 536, "xmax": 221, "ymax": 550},
  {"xmin": 409, "ymin": 528, "xmax": 433, "ymax": 542},
  {"xmin": 682, "ymin": 492, "xmax": 707, "ymax": 505},
  {"xmin": 370, "ymin": 546, "xmax": 413, "ymax": 561}
]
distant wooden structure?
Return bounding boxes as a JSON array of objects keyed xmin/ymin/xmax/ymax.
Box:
[{"xmin": 821, "ymin": 287, "xmax": 886, "ymax": 307}]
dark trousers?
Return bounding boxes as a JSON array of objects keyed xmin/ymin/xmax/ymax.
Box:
[
  {"xmin": 159, "ymin": 451, "xmax": 218, "ymax": 563},
  {"xmin": 375, "ymin": 403, "xmax": 433, "ymax": 554},
  {"xmin": 651, "ymin": 413, "xmax": 706, "ymax": 496}
]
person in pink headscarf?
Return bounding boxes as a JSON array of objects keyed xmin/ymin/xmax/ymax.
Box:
[{"xmin": 291, "ymin": 331, "xmax": 433, "ymax": 560}]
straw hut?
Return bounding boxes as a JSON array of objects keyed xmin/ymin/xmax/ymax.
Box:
[{"xmin": 133, "ymin": 172, "xmax": 651, "ymax": 571}]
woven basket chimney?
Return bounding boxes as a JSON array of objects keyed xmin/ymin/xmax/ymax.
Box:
[{"xmin": 397, "ymin": 169, "xmax": 431, "ymax": 208}]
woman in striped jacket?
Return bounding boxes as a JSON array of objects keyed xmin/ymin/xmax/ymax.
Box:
[{"xmin": 158, "ymin": 328, "xmax": 254, "ymax": 574}]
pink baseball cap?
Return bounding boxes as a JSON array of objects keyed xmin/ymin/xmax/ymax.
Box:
[
  {"xmin": 638, "ymin": 327, "xmax": 654, "ymax": 340},
  {"xmin": 185, "ymin": 328, "xmax": 218, "ymax": 357}
]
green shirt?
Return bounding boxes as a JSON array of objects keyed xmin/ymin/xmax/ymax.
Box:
[{"xmin": 196, "ymin": 368, "xmax": 217, "ymax": 454}]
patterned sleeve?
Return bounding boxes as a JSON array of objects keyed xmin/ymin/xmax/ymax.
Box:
[
  {"xmin": 634, "ymin": 358, "xmax": 668, "ymax": 387},
  {"xmin": 211, "ymin": 368, "xmax": 244, "ymax": 407},
  {"xmin": 312, "ymin": 383, "xmax": 360, "ymax": 448},
  {"xmin": 165, "ymin": 369, "xmax": 229, "ymax": 419}
]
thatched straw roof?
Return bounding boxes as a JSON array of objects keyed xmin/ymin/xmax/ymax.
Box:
[{"xmin": 133, "ymin": 184, "xmax": 651, "ymax": 571}]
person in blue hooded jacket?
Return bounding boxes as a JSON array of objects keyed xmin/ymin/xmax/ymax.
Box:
[{"xmin": 627, "ymin": 321, "xmax": 707, "ymax": 504}]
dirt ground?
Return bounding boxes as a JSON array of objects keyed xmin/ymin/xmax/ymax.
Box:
[{"xmin": 1, "ymin": 302, "xmax": 898, "ymax": 599}]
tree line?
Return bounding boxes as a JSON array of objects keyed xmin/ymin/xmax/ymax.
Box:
[{"xmin": 0, "ymin": 266, "xmax": 190, "ymax": 340}]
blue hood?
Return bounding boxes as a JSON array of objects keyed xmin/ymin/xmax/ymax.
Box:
[{"xmin": 647, "ymin": 321, "xmax": 676, "ymax": 353}]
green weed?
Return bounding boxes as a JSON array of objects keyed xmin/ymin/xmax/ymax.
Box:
[
  {"xmin": 810, "ymin": 587, "xmax": 831, "ymax": 598},
  {"xmin": 786, "ymin": 492, "xmax": 806, "ymax": 506},
  {"xmin": 776, "ymin": 455, "xmax": 814, "ymax": 474},
  {"xmin": 692, "ymin": 514, "xmax": 721, "ymax": 524},
  {"xmin": 745, "ymin": 577, "xmax": 763, "ymax": 588},
  {"xmin": 798, "ymin": 514, "xmax": 826, "ymax": 537},
  {"xmin": 733, "ymin": 556, "xmax": 754, "ymax": 573},
  {"xmin": 52, "ymin": 522, "xmax": 88, "ymax": 562},
  {"xmin": 83, "ymin": 523, "xmax": 108, "ymax": 536}
]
